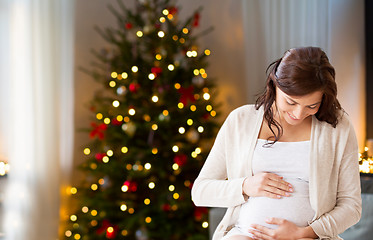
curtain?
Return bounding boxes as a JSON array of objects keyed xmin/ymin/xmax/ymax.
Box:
[
  {"xmin": 0, "ymin": 0, "xmax": 75, "ymax": 239},
  {"xmin": 242, "ymin": 0, "xmax": 365, "ymax": 149}
]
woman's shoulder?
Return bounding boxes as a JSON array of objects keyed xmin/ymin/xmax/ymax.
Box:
[
  {"xmin": 228, "ymin": 104, "xmax": 261, "ymax": 118},
  {"xmin": 222, "ymin": 104, "xmax": 263, "ymax": 126}
]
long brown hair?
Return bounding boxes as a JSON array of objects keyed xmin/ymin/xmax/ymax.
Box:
[{"xmin": 255, "ymin": 47, "xmax": 342, "ymax": 143}]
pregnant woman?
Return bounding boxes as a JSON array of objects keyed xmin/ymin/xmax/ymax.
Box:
[{"xmin": 192, "ymin": 47, "xmax": 361, "ymax": 240}]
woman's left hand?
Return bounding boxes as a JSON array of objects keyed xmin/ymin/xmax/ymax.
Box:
[{"xmin": 248, "ymin": 218, "xmax": 314, "ymax": 240}]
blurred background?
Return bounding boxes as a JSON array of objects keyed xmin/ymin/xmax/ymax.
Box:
[{"xmin": 0, "ymin": 0, "xmax": 370, "ymax": 239}]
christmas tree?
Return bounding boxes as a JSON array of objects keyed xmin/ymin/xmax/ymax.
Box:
[{"xmin": 64, "ymin": 0, "xmax": 220, "ymax": 239}]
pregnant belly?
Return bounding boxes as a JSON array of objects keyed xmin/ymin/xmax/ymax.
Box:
[{"xmin": 236, "ymin": 178, "xmax": 315, "ymax": 230}]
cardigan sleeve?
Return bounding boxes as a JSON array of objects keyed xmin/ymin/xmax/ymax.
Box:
[
  {"xmin": 310, "ymin": 118, "xmax": 362, "ymax": 239},
  {"xmin": 191, "ymin": 111, "xmax": 247, "ymax": 208}
]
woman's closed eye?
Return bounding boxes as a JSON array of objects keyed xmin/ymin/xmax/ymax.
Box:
[{"xmin": 307, "ymin": 105, "xmax": 318, "ymax": 109}]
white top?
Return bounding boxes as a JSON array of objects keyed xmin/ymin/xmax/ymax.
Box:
[
  {"xmin": 236, "ymin": 139, "xmax": 315, "ymax": 231},
  {"xmin": 191, "ymin": 105, "xmax": 361, "ymax": 240}
]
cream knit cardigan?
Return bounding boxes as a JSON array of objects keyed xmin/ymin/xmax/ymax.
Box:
[{"xmin": 192, "ymin": 105, "xmax": 362, "ymax": 240}]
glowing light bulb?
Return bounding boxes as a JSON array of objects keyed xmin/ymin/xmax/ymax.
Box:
[
  {"xmin": 136, "ymin": 31, "xmax": 143, "ymax": 37},
  {"xmin": 120, "ymin": 204, "xmax": 127, "ymax": 211},
  {"xmin": 121, "ymin": 185, "xmax": 129, "ymax": 192},
  {"xmin": 121, "ymin": 146, "xmax": 128, "ymax": 153},
  {"xmin": 102, "ymin": 156, "xmax": 109, "ymax": 163},
  {"xmin": 83, "ymin": 148, "xmax": 91, "ymax": 155},
  {"xmin": 91, "ymin": 184, "xmax": 98, "ymax": 191},
  {"xmin": 70, "ymin": 187, "xmax": 77, "ymax": 195},
  {"xmin": 179, "ymin": 127, "xmax": 185, "ymax": 134},
  {"xmin": 152, "ymin": 95, "xmax": 159, "ymax": 102},
  {"xmin": 195, "ymin": 147, "xmax": 202, "ymax": 154},
  {"xmin": 106, "ymin": 150, "xmax": 113, "ymax": 156},
  {"xmin": 148, "ymin": 73, "xmax": 155, "ymax": 80},
  {"xmin": 172, "ymin": 163, "xmax": 179, "ymax": 170},
  {"xmin": 98, "ymin": 178, "xmax": 105, "ymax": 185},
  {"xmin": 148, "ymin": 182, "xmax": 155, "ymax": 189},
  {"xmin": 158, "ymin": 31, "xmax": 165, "ymax": 38},
  {"xmin": 91, "ymin": 210, "xmax": 98, "ymax": 216},
  {"xmin": 173, "ymin": 193, "xmax": 180, "ymax": 199},
  {"xmin": 111, "ymin": 72, "xmax": 118, "ymax": 78},
  {"xmin": 168, "ymin": 64, "xmax": 175, "ymax": 71},
  {"xmin": 121, "ymin": 72, "xmax": 128, "ymax": 79},
  {"xmin": 82, "ymin": 206, "xmax": 89, "ymax": 213},
  {"xmin": 65, "ymin": 231, "xmax": 72, "ymax": 237},
  {"xmin": 117, "ymin": 115, "xmax": 123, "ymax": 121},
  {"xmin": 131, "ymin": 66, "xmax": 138, "ymax": 72},
  {"xmin": 202, "ymin": 222, "xmax": 209, "ymax": 228},
  {"xmin": 109, "ymin": 81, "xmax": 116, "ymax": 87},
  {"xmin": 104, "ymin": 118, "xmax": 111, "ymax": 124},
  {"xmin": 128, "ymin": 108, "xmax": 136, "ymax": 115},
  {"xmin": 203, "ymin": 93, "xmax": 210, "ymax": 100},
  {"xmin": 112, "ymin": 100, "xmax": 120, "ymax": 107},
  {"xmin": 144, "ymin": 163, "xmax": 151, "ymax": 170},
  {"xmin": 96, "ymin": 113, "xmax": 103, "ymax": 120},
  {"xmin": 172, "ymin": 145, "xmax": 179, "ymax": 152}
]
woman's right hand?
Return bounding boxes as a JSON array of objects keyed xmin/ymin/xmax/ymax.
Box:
[{"xmin": 242, "ymin": 172, "xmax": 293, "ymax": 199}]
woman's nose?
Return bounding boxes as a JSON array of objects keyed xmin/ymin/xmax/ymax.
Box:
[{"xmin": 293, "ymin": 106, "xmax": 305, "ymax": 119}]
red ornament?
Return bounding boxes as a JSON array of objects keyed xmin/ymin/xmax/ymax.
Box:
[
  {"xmin": 168, "ymin": 6, "xmax": 178, "ymax": 15},
  {"xmin": 162, "ymin": 203, "xmax": 171, "ymax": 212},
  {"xmin": 178, "ymin": 86, "xmax": 196, "ymax": 105},
  {"xmin": 174, "ymin": 154, "xmax": 187, "ymax": 167},
  {"xmin": 95, "ymin": 153, "xmax": 107, "ymax": 162},
  {"xmin": 90, "ymin": 122, "xmax": 107, "ymax": 139},
  {"xmin": 112, "ymin": 118, "xmax": 123, "ymax": 126},
  {"xmin": 194, "ymin": 207, "xmax": 208, "ymax": 221},
  {"xmin": 125, "ymin": 22, "xmax": 133, "ymax": 29},
  {"xmin": 154, "ymin": 23, "xmax": 161, "ymax": 29},
  {"xmin": 192, "ymin": 12, "xmax": 200, "ymax": 27},
  {"xmin": 203, "ymin": 113, "xmax": 210, "ymax": 120},
  {"xmin": 129, "ymin": 83, "xmax": 140, "ymax": 93},
  {"xmin": 151, "ymin": 67, "xmax": 163, "ymax": 78},
  {"xmin": 96, "ymin": 220, "xmax": 118, "ymax": 239},
  {"xmin": 123, "ymin": 180, "xmax": 138, "ymax": 192}
]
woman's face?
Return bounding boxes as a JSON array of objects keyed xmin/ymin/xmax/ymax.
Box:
[{"xmin": 275, "ymin": 87, "xmax": 323, "ymax": 126}]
